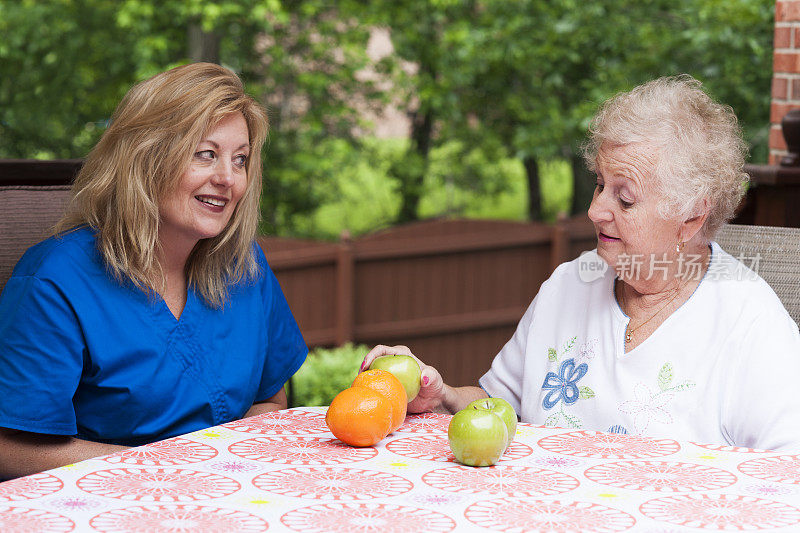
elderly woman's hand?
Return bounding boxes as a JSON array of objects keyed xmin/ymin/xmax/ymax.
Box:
[{"xmin": 360, "ymin": 344, "xmax": 445, "ymax": 414}]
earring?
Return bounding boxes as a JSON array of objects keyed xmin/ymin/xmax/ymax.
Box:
[{"xmin": 676, "ymin": 241, "xmax": 685, "ymax": 253}]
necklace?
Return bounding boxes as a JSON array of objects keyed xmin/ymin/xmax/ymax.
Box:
[{"xmin": 619, "ymin": 280, "xmax": 686, "ymax": 344}]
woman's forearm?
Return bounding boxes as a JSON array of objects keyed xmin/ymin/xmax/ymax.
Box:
[
  {"xmin": 243, "ymin": 387, "xmax": 288, "ymax": 418},
  {"xmin": 243, "ymin": 401, "xmax": 283, "ymax": 417},
  {"xmin": 0, "ymin": 428, "xmax": 127, "ymax": 479},
  {"xmin": 438, "ymin": 385, "xmax": 489, "ymax": 414}
]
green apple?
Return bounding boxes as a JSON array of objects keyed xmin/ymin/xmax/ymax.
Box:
[
  {"xmin": 466, "ymin": 397, "xmax": 517, "ymax": 450},
  {"xmin": 448, "ymin": 405, "xmax": 509, "ymax": 467},
  {"xmin": 369, "ymin": 354, "xmax": 421, "ymax": 402}
]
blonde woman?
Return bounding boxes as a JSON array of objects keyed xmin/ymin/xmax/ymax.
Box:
[
  {"xmin": 0, "ymin": 63, "xmax": 307, "ymax": 478},
  {"xmin": 363, "ymin": 75, "xmax": 800, "ymax": 451}
]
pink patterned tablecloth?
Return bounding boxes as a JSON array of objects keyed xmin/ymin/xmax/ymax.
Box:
[{"xmin": 1, "ymin": 407, "xmax": 799, "ymax": 532}]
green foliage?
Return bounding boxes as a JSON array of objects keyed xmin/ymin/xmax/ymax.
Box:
[
  {"xmin": 0, "ymin": 0, "xmax": 144, "ymax": 157},
  {"xmin": 0, "ymin": 0, "xmax": 776, "ymax": 230},
  {"xmin": 239, "ymin": 2, "xmax": 382, "ymax": 232},
  {"xmin": 283, "ymin": 137, "xmax": 401, "ymax": 239},
  {"xmin": 665, "ymin": 0, "xmax": 774, "ymax": 162},
  {"xmin": 0, "ymin": 0, "xmax": 380, "ymax": 232},
  {"xmin": 423, "ymin": 155, "xmax": 572, "ymax": 223},
  {"xmin": 277, "ymin": 136, "xmax": 572, "ymax": 240},
  {"xmin": 291, "ymin": 343, "xmax": 369, "ymax": 407},
  {"xmin": 355, "ymin": 0, "xmax": 774, "ymax": 222}
]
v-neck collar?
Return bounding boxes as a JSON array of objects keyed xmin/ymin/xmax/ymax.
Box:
[
  {"xmin": 610, "ymin": 243, "xmax": 715, "ymax": 357},
  {"xmin": 162, "ymin": 287, "xmax": 198, "ymax": 324},
  {"xmin": 144, "ymin": 285, "xmax": 201, "ymax": 336}
]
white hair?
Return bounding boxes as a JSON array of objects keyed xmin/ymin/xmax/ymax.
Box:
[{"xmin": 583, "ymin": 74, "xmax": 749, "ymax": 239}]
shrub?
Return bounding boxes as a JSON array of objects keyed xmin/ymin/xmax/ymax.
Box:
[{"xmin": 291, "ymin": 343, "xmax": 370, "ymax": 407}]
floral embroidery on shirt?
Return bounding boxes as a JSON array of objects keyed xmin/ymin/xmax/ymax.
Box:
[
  {"xmin": 542, "ymin": 359, "xmax": 588, "ymax": 408},
  {"xmin": 541, "ymin": 336, "xmax": 595, "ymax": 428},
  {"xmin": 576, "ymin": 338, "xmax": 599, "ymax": 362},
  {"xmin": 618, "ymin": 362, "xmax": 695, "ymax": 434}
]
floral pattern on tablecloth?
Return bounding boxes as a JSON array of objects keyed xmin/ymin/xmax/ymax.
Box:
[
  {"xmin": 691, "ymin": 442, "xmax": 772, "ymax": 454},
  {"xmin": 394, "ymin": 413, "xmax": 450, "ymax": 434},
  {"xmin": 464, "ymin": 498, "xmax": 637, "ymax": 532},
  {"xmin": 738, "ymin": 455, "xmax": 800, "ymax": 485},
  {"xmin": 2, "ymin": 406, "xmax": 799, "ymax": 532},
  {"xmin": 76, "ymin": 468, "xmax": 240, "ymax": 502},
  {"xmin": 0, "ymin": 506, "xmax": 75, "ymax": 532},
  {"xmin": 88, "ymin": 504, "xmax": 269, "ymax": 532},
  {"xmin": 639, "ymin": 493, "xmax": 800, "ymax": 529},
  {"xmin": 252, "ymin": 467, "xmax": 414, "ymax": 500},
  {"xmin": 229, "ymin": 436, "xmax": 378, "ymax": 465},
  {"xmin": 0, "ymin": 473, "xmax": 63, "ymax": 501},
  {"xmin": 280, "ymin": 502, "xmax": 456, "ymax": 532},
  {"xmin": 422, "ymin": 465, "xmax": 579, "ymax": 497},
  {"xmin": 584, "ymin": 461, "xmax": 738, "ymax": 492},
  {"xmin": 385, "ymin": 434, "xmax": 532, "ymax": 463},
  {"xmin": 538, "ymin": 430, "xmax": 681, "ymax": 458},
  {"xmin": 104, "ymin": 438, "xmax": 218, "ymax": 466},
  {"xmin": 223, "ymin": 408, "xmax": 329, "ymax": 435}
]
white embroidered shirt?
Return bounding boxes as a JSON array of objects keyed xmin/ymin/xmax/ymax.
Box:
[{"xmin": 479, "ymin": 242, "xmax": 800, "ymax": 451}]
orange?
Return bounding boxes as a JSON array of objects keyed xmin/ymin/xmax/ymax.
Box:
[
  {"xmin": 326, "ymin": 386, "xmax": 393, "ymax": 447},
  {"xmin": 352, "ymin": 369, "xmax": 408, "ymax": 433}
]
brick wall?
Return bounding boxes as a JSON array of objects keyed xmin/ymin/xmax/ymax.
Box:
[{"xmin": 771, "ymin": 1, "xmax": 800, "ymax": 163}]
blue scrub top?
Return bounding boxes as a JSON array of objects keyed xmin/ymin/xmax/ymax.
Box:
[{"xmin": 0, "ymin": 227, "xmax": 307, "ymax": 446}]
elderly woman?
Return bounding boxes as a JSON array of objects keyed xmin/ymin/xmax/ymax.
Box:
[
  {"xmin": 0, "ymin": 63, "xmax": 307, "ymax": 478},
  {"xmin": 363, "ymin": 75, "xmax": 800, "ymax": 451}
]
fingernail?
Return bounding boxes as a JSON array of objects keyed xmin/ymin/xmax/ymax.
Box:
[
  {"xmin": 422, "ymin": 376, "xmax": 429, "ymax": 385},
  {"xmin": 359, "ymin": 361, "xmax": 365, "ymax": 371}
]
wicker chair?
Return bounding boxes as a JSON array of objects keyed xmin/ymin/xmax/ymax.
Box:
[
  {"xmin": 715, "ymin": 223, "xmax": 800, "ymax": 326},
  {"xmin": 0, "ymin": 161, "xmax": 78, "ymax": 294}
]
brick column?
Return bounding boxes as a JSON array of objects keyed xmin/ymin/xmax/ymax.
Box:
[{"xmin": 770, "ymin": 1, "xmax": 800, "ymax": 164}]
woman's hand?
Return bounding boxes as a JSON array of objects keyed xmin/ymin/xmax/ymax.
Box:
[{"xmin": 360, "ymin": 344, "xmax": 446, "ymax": 414}]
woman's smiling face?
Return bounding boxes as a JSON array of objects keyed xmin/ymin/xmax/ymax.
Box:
[
  {"xmin": 587, "ymin": 143, "xmax": 683, "ymax": 284},
  {"xmin": 158, "ymin": 112, "xmax": 250, "ymax": 252}
]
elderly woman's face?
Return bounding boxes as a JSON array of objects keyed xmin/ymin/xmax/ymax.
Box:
[
  {"xmin": 587, "ymin": 143, "xmax": 683, "ymax": 283},
  {"xmin": 159, "ymin": 112, "xmax": 250, "ymax": 251}
]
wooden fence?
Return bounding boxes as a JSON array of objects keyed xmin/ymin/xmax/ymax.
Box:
[{"xmin": 258, "ymin": 216, "xmax": 597, "ymax": 389}]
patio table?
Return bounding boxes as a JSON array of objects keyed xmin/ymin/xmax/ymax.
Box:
[{"xmin": 1, "ymin": 406, "xmax": 799, "ymax": 532}]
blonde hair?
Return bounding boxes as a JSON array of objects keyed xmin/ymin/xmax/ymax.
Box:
[
  {"xmin": 56, "ymin": 62, "xmax": 269, "ymax": 307},
  {"xmin": 583, "ymin": 74, "xmax": 749, "ymax": 239}
]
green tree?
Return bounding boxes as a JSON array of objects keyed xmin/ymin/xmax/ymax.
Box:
[
  {"xmin": 449, "ymin": 0, "xmax": 773, "ymax": 218},
  {"xmin": 367, "ymin": 0, "xmax": 773, "ymax": 222},
  {"xmin": 0, "ymin": 0, "xmax": 775, "ymax": 228},
  {"xmin": 0, "ymin": 0, "xmax": 141, "ymax": 158},
  {"xmin": 656, "ymin": 0, "xmax": 774, "ymax": 163},
  {"xmin": 119, "ymin": 0, "xmax": 383, "ymax": 235},
  {"xmin": 237, "ymin": 3, "xmax": 381, "ymax": 234},
  {"xmin": 360, "ymin": 1, "xmax": 478, "ymax": 224},
  {"xmin": 0, "ymin": 0, "xmax": 381, "ymax": 236}
]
